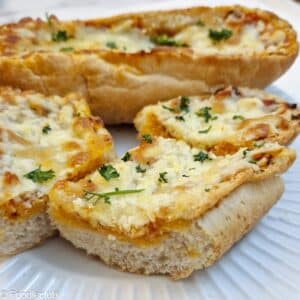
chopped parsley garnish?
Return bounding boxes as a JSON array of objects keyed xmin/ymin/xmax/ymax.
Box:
[
  {"xmin": 180, "ymin": 96, "xmax": 190, "ymax": 112},
  {"xmin": 42, "ymin": 125, "xmax": 51, "ymax": 134},
  {"xmin": 182, "ymin": 174, "xmax": 189, "ymax": 178},
  {"xmin": 175, "ymin": 115, "xmax": 185, "ymax": 121},
  {"xmin": 162, "ymin": 105, "xmax": 176, "ymax": 112},
  {"xmin": 204, "ymin": 188, "xmax": 210, "ymax": 192},
  {"xmin": 142, "ymin": 134, "xmax": 152, "ymax": 143},
  {"xmin": 52, "ymin": 30, "xmax": 69, "ymax": 42},
  {"xmin": 83, "ymin": 188, "xmax": 144, "ymax": 205},
  {"xmin": 196, "ymin": 20, "xmax": 205, "ymax": 26},
  {"xmin": 242, "ymin": 149, "xmax": 249, "ymax": 158},
  {"xmin": 98, "ymin": 165, "xmax": 120, "ymax": 181},
  {"xmin": 106, "ymin": 41, "xmax": 117, "ymax": 49},
  {"xmin": 209, "ymin": 28, "xmax": 232, "ymax": 42},
  {"xmin": 248, "ymin": 159, "xmax": 258, "ymax": 164},
  {"xmin": 158, "ymin": 172, "xmax": 168, "ymax": 183},
  {"xmin": 196, "ymin": 107, "xmax": 217, "ymax": 123},
  {"xmin": 232, "ymin": 115, "xmax": 245, "ymax": 120},
  {"xmin": 254, "ymin": 141, "xmax": 265, "ymax": 148},
  {"xmin": 193, "ymin": 151, "xmax": 212, "ymax": 163},
  {"xmin": 136, "ymin": 165, "xmax": 146, "ymax": 173},
  {"xmin": 45, "ymin": 12, "xmax": 52, "ymax": 26},
  {"xmin": 121, "ymin": 152, "xmax": 131, "ymax": 162},
  {"xmin": 24, "ymin": 167, "xmax": 55, "ymax": 183},
  {"xmin": 198, "ymin": 125, "xmax": 212, "ymax": 134},
  {"xmin": 151, "ymin": 35, "xmax": 187, "ymax": 47},
  {"xmin": 60, "ymin": 47, "xmax": 74, "ymax": 52}
]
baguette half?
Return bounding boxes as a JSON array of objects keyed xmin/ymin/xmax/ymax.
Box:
[
  {"xmin": 0, "ymin": 5, "xmax": 298, "ymax": 124},
  {"xmin": 0, "ymin": 87, "xmax": 114, "ymax": 256},
  {"xmin": 49, "ymin": 137, "xmax": 295, "ymax": 278}
]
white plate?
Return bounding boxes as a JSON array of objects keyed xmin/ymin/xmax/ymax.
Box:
[{"xmin": 0, "ymin": 1, "xmax": 299, "ymax": 299}]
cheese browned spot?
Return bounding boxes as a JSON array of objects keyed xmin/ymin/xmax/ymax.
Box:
[
  {"xmin": 135, "ymin": 87, "xmax": 300, "ymax": 153},
  {"xmin": 49, "ymin": 137, "xmax": 295, "ymax": 240}
]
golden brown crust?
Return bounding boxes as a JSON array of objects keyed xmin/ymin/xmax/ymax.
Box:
[{"xmin": 0, "ymin": 6, "xmax": 298, "ymax": 124}]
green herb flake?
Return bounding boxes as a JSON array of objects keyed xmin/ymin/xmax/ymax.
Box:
[
  {"xmin": 121, "ymin": 152, "xmax": 131, "ymax": 162},
  {"xmin": 24, "ymin": 166, "xmax": 55, "ymax": 183},
  {"xmin": 42, "ymin": 125, "xmax": 51, "ymax": 134},
  {"xmin": 52, "ymin": 30, "xmax": 69, "ymax": 42},
  {"xmin": 196, "ymin": 20, "xmax": 205, "ymax": 26},
  {"xmin": 151, "ymin": 34, "xmax": 188, "ymax": 47},
  {"xmin": 180, "ymin": 96, "xmax": 190, "ymax": 112},
  {"xmin": 175, "ymin": 115, "xmax": 185, "ymax": 121},
  {"xmin": 232, "ymin": 115, "xmax": 245, "ymax": 120},
  {"xmin": 209, "ymin": 28, "xmax": 232, "ymax": 42},
  {"xmin": 98, "ymin": 164, "xmax": 120, "ymax": 181},
  {"xmin": 162, "ymin": 105, "xmax": 176, "ymax": 113},
  {"xmin": 196, "ymin": 107, "xmax": 217, "ymax": 123},
  {"xmin": 142, "ymin": 134, "xmax": 152, "ymax": 143},
  {"xmin": 254, "ymin": 141, "xmax": 265, "ymax": 148},
  {"xmin": 182, "ymin": 174, "xmax": 189, "ymax": 178},
  {"xmin": 242, "ymin": 149, "xmax": 249, "ymax": 158},
  {"xmin": 248, "ymin": 159, "xmax": 258, "ymax": 164},
  {"xmin": 198, "ymin": 125, "xmax": 212, "ymax": 134},
  {"xmin": 193, "ymin": 151, "xmax": 212, "ymax": 163},
  {"xmin": 106, "ymin": 41, "xmax": 118, "ymax": 49},
  {"xmin": 83, "ymin": 188, "xmax": 144, "ymax": 205},
  {"xmin": 45, "ymin": 12, "xmax": 52, "ymax": 26},
  {"xmin": 204, "ymin": 188, "xmax": 210, "ymax": 192},
  {"xmin": 158, "ymin": 172, "xmax": 168, "ymax": 183},
  {"xmin": 60, "ymin": 47, "xmax": 74, "ymax": 52},
  {"xmin": 136, "ymin": 165, "xmax": 146, "ymax": 173}
]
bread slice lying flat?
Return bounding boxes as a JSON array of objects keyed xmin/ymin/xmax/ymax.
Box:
[
  {"xmin": 135, "ymin": 86, "xmax": 300, "ymax": 153},
  {"xmin": 0, "ymin": 6, "xmax": 298, "ymax": 124},
  {"xmin": 49, "ymin": 137, "xmax": 295, "ymax": 278},
  {"xmin": 0, "ymin": 87, "xmax": 114, "ymax": 256}
]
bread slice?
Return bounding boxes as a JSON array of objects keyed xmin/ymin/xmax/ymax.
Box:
[
  {"xmin": 0, "ymin": 87, "xmax": 114, "ymax": 256},
  {"xmin": 51, "ymin": 176, "xmax": 283, "ymax": 279},
  {"xmin": 49, "ymin": 137, "xmax": 295, "ymax": 278},
  {"xmin": 135, "ymin": 86, "xmax": 300, "ymax": 154},
  {"xmin": 0, "ymin": 6, "xmax": 297, "ymax": 124}
]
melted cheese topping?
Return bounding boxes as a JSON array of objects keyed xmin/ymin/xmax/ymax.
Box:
[
  {"xmin": 135, "ymin": 89, "xmax": 287, "ymax": 148},
  {"xmin": 5, "ymin": 11, "xmax": 287, "ymax": 56},
  {"xmin": 0, "ymin": 90, "xmax": 111, "ymax": 204},
  {"xmin": 62, "ymin": 137, "xmax": 284, "ymax": 236}
]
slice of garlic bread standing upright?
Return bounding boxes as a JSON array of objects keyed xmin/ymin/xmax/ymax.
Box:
[
  {"xmin": 49, "ymin": 136, "xmax": 295, "ymax": 278},
  {"xmin": 135, "ymin": 86, "xmax": 300, "ymax": 153},
  {"xmin": 0, "ymin": 87, "xmax": 114, "ymax": 256}
]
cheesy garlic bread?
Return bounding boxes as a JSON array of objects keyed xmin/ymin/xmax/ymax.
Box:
[
  {"xmin": 0, "ymin": 87, "xmax": 114, "ymax": 255},
  {"xmin": 49, "ymin": 137, "xmax": 295, "ymax": 278},
  {"xmin": 135, "ymin": 86, "xmax": 300, "ymax": 153},
  {"xmin": 0, "ymin": 6, "xmax": 297, "ymax": 123}
]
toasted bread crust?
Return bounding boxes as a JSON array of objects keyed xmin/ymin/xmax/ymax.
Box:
[
  {"xmin": 0, "ymin": 6, "xmax": 298, "ymax": 124},
  {"xmin": 52, "ymin": 177, "xmax": 283, "ymax": 279}
]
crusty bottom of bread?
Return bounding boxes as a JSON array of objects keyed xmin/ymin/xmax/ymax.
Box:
[
  {"xmin": 52, "ymin": 176, "xmax": 283, "ymax": 279},
  {"xmin": 0, "ymin": 211, "xmax": 56, "ymax": 256}
]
